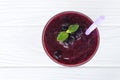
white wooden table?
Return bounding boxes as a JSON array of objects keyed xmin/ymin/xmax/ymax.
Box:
[{"xmin": 0, "ymin": 0, "xmax": 120, "ymax": 80}]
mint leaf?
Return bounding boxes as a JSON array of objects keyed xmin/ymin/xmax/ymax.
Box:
[
  {"xmin": 57, "ymin": 31, "xmax": 69, "ymax": 42},
  {"xmin": 66, "ymin": 24, "xmax": 79, "ymax": 33}
]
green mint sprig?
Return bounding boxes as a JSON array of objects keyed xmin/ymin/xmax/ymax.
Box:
[
  {"xmin": 57, "ymin": 31, "xmax": 69, "ymax": 42},
  {"xmin": 66, "ymin": 24, "xmax": 79, "ymax": 33},
  {"xmin": 57, "ymin": 24, "xmax": 79, "ymax": 42}
]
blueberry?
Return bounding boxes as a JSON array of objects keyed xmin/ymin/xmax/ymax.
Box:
[
  {"xmin": 62, "ymin": 34, "xmax": 75, "ymax": 46},
  {"xmin": 75, "ymin": 29, "xmax": 83, "ymax": 40},
  {"xmin": 63, "ymin": 39, "xmax": 70, "ymax": 47},
  {"xmin": 63, "ymin": 41, "xmax": 69, "ymax": 46},
  {"xmin": 75, "ymin": 33, "xmax": 81, "ymax": 40},
  {"xmin": 68, "ymin": 40, "xmax": 74, "ymax": 45},
  {"xmin": 61, "ymin": 23, "xmax": 69, "ymax": 31},
  {"xmin": 53, "ymin": 50, "xmax": 62, "ymax": 60},
  {"xmin": 64, "ymin": 38, "xmax": 73, "ymax": 46},
  {"xmin": 68, "ymin": 35, "xmax": 75, "ymax": 45},
  {"xmin": 70, "ymin": 34, "xmax": 76, "ymax": 40}
]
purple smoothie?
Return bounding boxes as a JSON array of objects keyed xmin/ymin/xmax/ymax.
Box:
[{"xmin": 42, "ymin": 11, "xmax": 99, "ymax": 66}]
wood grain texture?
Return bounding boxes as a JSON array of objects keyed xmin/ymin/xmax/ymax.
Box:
[
  {"xmin": 0, "ymin": 0, "xmax": 120, "ymax": 79},
  {"xmin": 0, "ymin": 67, "xmax": 119, "ymax": 80}
]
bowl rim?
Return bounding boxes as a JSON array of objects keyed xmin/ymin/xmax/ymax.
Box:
[{"xmin": 42, "ymin": 11, "xmax": 100, "ymax": 67}]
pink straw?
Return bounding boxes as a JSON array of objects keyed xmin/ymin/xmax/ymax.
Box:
[{"xmin": 85, "ymin": 16, "xmax": 105, "ymax": 35}]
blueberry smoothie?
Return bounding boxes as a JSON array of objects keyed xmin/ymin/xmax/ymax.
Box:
[{"xmin": 42, "ymin": 11, "xmax": 99, "ymax": 66}]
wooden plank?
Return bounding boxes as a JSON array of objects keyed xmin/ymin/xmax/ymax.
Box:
[
  {"xmin": 0, "ymin": 67, "xmax": 119, "ymax": 80},
  {"xmin": 0, "ymin": 0, "xmax": 120, "ymax": 26}
]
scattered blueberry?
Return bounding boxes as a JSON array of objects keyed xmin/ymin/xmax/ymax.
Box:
[
  {"xmin": 61, "ymin": 23, "xmax": 69, "ymax": 31},
  {"xmin": 69, "ymin": 34, "xmax": 76, "ymax": 41},
  {"xmin": 68, "ymin": 40, "xmax": 74, "ymax": 45},
  {"xmin": 63, "ymin": 41, "xmax": 69, "ymax": 46},
  {"xmin": 53, "ymin": 50, "xmax": 62, "ymax": 60},
  {"xmin": 75, "ymin": 28, "xmax": 82, "ymax": 40},
  {"xmin": 63, "ymin": 36, "xmax": 74, "ymax": 46},
  {"xmin": 67, "ymin": 35, "xmax": 75, "ymax": 45}
]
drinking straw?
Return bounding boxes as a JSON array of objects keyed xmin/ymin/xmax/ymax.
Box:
[{"xmin": 85, "ymin": 16, "xmax": 105, "ymax": 35}]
